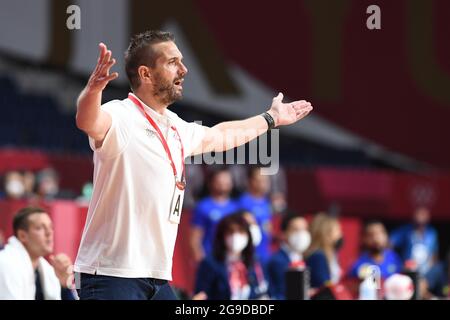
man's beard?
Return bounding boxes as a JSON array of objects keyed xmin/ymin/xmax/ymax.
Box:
[
  {"xmin": 367, "ymin": 246, "xmax": 384, "ymax": 255},
  {"xmin": 152, "ymin": 73, "xmax": 183, "ymax": 105}
]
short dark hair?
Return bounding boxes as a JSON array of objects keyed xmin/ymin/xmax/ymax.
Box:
[
  {"xmin": 247, "ymin": 165, "xmax": 262, "ymax": 180},
  {"xmin": 362, "ymin": 219, "xmax": 385, "ymax": 234},
  {"xmin": 280, "ymin": 211, "xmax": 304, "ymax": 232},
  {"xmin": 13, "ymin": 206, "xmax": 47, "ymax": 236},
  {"xmin": 125, "ymin": 30, "xmax": 175, "ymax": 90},
  {"xmin": 207, "ymin": 166, "xmax": 230, "ymax": 183}
]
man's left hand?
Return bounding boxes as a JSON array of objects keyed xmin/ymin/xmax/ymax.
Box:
[{"xmin": 267, "ymin": 92, "xmax": 313, "ymax": 127}]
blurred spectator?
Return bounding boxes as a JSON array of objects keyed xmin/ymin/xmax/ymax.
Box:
[
  {"xmin": 0, "ymin": 206, "xmax": 76, "ymax": 299},
  {"xmin": 270, "ymin": 191, "xmax": 288, "ymax": 215},
  {"xmin": 305, "ymin": 213, "xmax": 343, "ymax": 290},
  {"xmin": 2, "ymin": 170, "xmax": 25, "ymax": 200},
  {"xmin": 22, "ymin": 170, "xmax": 37, "ymax": 198},
  {"xmin": 194, "ymin": 212, "xmax": 269, "ymax": 300},
  {"xmin": 190, "ymin": 167, "xmax": 239, "ymax": 262},
  {"xmin": 348, "ymin": 220, "xmax": 402, "ymax": 281},
  {"xmin": 76, "ymin": 182, "xmax": 93, "ymax": 204},
  {"xmin": 238, "ymin": 166, "xmax": 273, "ymax": 266},
  {"xmin": 35, "ymin": 168, "xmax": 75, "ymax": 200},
  {"xmin": 267, "ymin": 212, "xmax": 310, "ymax": 299},
  {"xmin": 390, "ymin": 206, "xmax": 446, "ymax": 296},
  {"xmin": 242, "ymin": 211, "xmax": 263, "ymax": 250}
]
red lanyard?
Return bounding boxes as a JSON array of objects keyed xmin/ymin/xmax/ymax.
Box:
[{"xmin": 128, "ymin": 93, "xmax": 185, "ymax": 190}]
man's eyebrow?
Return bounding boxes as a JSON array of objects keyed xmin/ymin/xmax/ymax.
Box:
[{"xmin": 168, "ymin": 56, "xmax": 183, "ymax": 61}]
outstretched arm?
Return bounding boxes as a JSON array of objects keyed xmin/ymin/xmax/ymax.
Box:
[
  {"xmin": 191, "ymin": 93, "xmax": 313, "ymax": 155},
  {"xmin": 75, "ymin": 43, "xmax": 118, "ymax": 146}
]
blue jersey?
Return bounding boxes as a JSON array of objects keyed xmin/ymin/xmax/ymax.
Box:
[
  {"xmin": 348, "ymin": 249, "xmax": 403, "ymax": 280},
  {"xmin": 238, "ymin": 192, "xmax": 272, "ymax": 265},
  {"xmin": 191, "ymin": 197, "xmax": 239, "ymax": 255},
  {"xmin": 390, "ymin": 224, "xmax": 439, "ymax": 275}
]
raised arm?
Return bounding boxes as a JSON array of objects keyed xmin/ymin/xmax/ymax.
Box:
[
  {"xmin": 191, "ymin": 93, "xmax": 313, "ymax": 155},
  {"xmin": 75, "ymin": 43, "xmax": 119, "ymax": 145}
]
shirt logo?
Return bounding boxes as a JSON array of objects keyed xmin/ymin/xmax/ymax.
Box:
[{"xmin": 145, "ymin": 128, "xmax": 157, "ymax": 139}]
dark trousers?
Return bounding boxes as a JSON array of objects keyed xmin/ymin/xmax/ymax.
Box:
[{"xmin": 76, "ymin": 273, "xmax": 178, "ymax": 300}]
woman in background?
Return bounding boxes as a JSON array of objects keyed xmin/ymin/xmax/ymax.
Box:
[
  {"xmin": 305, "ymin": 213, "xmax": 344, "ymax": 291},
  {"xmin": 194, "ymin": 211, "xmax": 269, "ymax": 300}
]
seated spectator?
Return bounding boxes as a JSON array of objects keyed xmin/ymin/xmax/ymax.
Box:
[
  {"xmin": 305, "ymin": 213, "xmax": 344, "ymax": 290},
  {"xmin": 35, "ymin": 168, "xmax": 75, "ymax": 200},
  {"xmin": 238, "ymin": 166, "xmax": 273, "ymax": 266},
  {"xmin": 0, "ymin": 206, "xmax": 76, "ymax": 299},
  {"xmin": 2, "ymin": 170, "xmax": 25, "ymax": 200},
  {"xmin": 194, "ymin": 212, "xmax": 269, "ymax": 300},
  {"xmin": 190, "ymin": 167, "xmax": 239, "ymax": 262},
  {"xmin": 242, "ymin": 211, "xmax": 263, "ymax": 250},
  {"xmin": 22, "ymin": 170, "xmax": 37, "ymax": 199},
  {"xmin": 267, "ymin": 212, "xmax": 310, "ymax": 299},
  {"xmin": 348, "ymin": 220, "xmax": 402, "ymax": 280},
  {"xmin": 390, "ymin": 206, "xmax": 446, "ymax": 297}
]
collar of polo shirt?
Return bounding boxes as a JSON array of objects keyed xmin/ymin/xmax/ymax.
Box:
[{"xmin": 129, "ymin": 93, "xmax": 173, "ymax": 127}]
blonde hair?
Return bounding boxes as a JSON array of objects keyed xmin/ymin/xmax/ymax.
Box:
[{"xmin": 305, "ymin": 212, "xmax": 340, "ymax": 259}]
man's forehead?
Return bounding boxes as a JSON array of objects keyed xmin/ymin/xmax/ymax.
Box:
[
  {"xmin": 28, "ymin": 212, "xmax": 51, "ymax": 224},
  {"xmin": 154, "ymin": 41, "xmax": 183, "ymax": 59}
]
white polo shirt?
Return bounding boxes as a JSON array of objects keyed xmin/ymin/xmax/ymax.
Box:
[{"xmin": 74, "ymin": 93, "xmax": 206, "ymax": 280}]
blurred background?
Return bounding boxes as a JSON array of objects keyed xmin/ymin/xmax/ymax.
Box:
[{"xmin": 0, "ymin": 0, "xmax": 449, "ymax": 299}]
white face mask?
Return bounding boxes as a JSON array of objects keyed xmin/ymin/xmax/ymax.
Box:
[
  {"xmin": 249, "ymin": 224, "xmax": 262, "ymax": 247},
  {"xmin": 226, "ymin": 233, "xmax": 249, "ymax": 254},
  {"xmin": 288, "ymin": 230, "xmax": 311, "ymax": 253},
  {"xmin": 6, "ymin": 180, "xmax": 25, "ymax": 197}
]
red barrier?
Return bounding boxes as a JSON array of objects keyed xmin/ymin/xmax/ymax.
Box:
[{"xmin": 0, "ymin": 200, "xmax": 362, "ymax": 295}]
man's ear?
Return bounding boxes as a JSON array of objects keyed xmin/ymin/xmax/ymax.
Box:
[
  {"xmin": 137, "ymin": 65, "xmax": 152, "ymax": 86},
  {"xmin": 16, "ymin": 229, "xmax": 28, "ymax": 243}
]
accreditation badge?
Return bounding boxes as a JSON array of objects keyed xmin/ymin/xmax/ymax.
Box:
[{"xmin": 169, "ymin": 183, "xmax": 185, "ymax": 224}]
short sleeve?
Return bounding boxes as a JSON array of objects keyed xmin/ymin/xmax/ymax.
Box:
[
  {"xmin": 88, "ymin": 101, "xmax": 132, "ymax": 159},
  {"xmin": 191, "ymin": 202, "xmax": 207, "ymax": 228},
  {"xmin": 172, "ymin": 117, "xmax": 206, "ymax": 157}
]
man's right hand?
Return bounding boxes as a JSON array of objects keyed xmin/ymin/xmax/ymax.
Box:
[
  {"xmin": 76, "ymin": 43, "xmax": 117, "ymax": 143},
  {"xmin": 86, "ymin": 43, "xmax": 118, "ymax": 93}
]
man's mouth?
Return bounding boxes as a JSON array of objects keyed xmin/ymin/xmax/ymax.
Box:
[{"xmin": 174, "ymin": 79, "xmax": 184, "ymax": 88}]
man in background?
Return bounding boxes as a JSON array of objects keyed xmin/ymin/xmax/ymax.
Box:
[{"xmin": 0, "ymin": 207, "xmax": 75, "ymax": 300}]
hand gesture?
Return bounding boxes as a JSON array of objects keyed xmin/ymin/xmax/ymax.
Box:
[
  {"xmin": 86, "ymin": 43, "xmax": 119, "ymax": 93},
  {"xmin": 268, "ymin": 93, "xmax": 313, "ymax": 127}
]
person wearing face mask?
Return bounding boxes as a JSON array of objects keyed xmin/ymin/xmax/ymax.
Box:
[
  {"xmin": 190, "ymin": 167, "xmax": 239, "ymax": 263},
  {"xmin": 305, "ymin": 213, "xmax": 344, "ymax": 292},
  {"xmin": 267, "ymin": 212, "xmax": 310, "ymax": 299},
  {"xmin": 238, "ymin": 166, "xmax": 273, "ymax": 267},
  {"xmin": 2, "ymin": 171, "xmax": 26, "ymax": 200},
  {"xmin": 194, "ymin": 212, "xmax": 269, "ymax": 300},
  {"xmin": 348, "ymin": 220, "xmax": 402, "ymax": 281}
]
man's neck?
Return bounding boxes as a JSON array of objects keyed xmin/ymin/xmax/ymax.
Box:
[
  {"xmin": 249, "ymin": 190, "xmax": 264, "ymax": 199},
  {"xmin": 133, "ymin": 90, "xmax": 167, "ymax": 115},
  {"xmin": 29, "ymin": 253, "xmax": 40, "ymax": 270}
]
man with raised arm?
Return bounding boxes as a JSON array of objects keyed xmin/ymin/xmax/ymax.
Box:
[{"xmin": 74, "ymin": 30, "xmax": 312, "ymax": 300}]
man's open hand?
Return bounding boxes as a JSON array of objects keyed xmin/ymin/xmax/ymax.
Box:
[
  {"xmin": 267, "ymin": 92, "xmax": 313, "ymax": 127},
  {"xmin": 86, "ymin": 43, "xmax": 119, "ymax": 93}
]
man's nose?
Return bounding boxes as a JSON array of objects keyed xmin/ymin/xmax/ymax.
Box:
[{"xmin": 179, "ymin": 62, "xmax": 188, "ymax": 76}]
